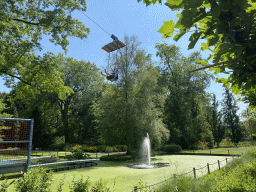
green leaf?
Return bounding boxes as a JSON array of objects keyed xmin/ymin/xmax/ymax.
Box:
[
  {"xmin": 192, "ymin": 8, "xmax": 207, "ymax": 23},
  {"xmin": 188, "ymin": 31, "xmax": 202, "ymax": 49},
  {"xmin": 195, "ymin": 59, "xmax": 208, "ymax": 65},
  {"xmin": 208, "ymin": 35, "xmax": 220, "ymax": 47},
  {"xmin": 211, "ymin": 5, "xmax": 222, "ymax": 19},
  {"xmin": 141, "ymin": 0, "xmax": 162, "ymax": 6},
  {"xmin": 216, "ymin": 78, "xmax": 230, "ymax": 88},
  {"xmin": 173, "ymin": 29, "xmax": 186, "ymax": 42},
  {"xmin": 231, "ymin": 85, "xmax": 241, "ymax": 94},
  {"xmin": 209, "ymin": 66, "xmax": 220, "ymax": 73},
  {"xmin": 207, "ymin": 54, "xmax": 214, "ymax": 60},
  {"xmin": 158, "ymin": 20, "xmax": 175, "ymax": 39},
  {"xmin": 201, "ymin": 42, "xmax": 209, "ymax": 51},
  {"xmin": 203, "ymin": 24, "xmax": 217, "ymax": 38},
  {"xmin": 183, "ymin": 0, "xmax": 204, "ymax": 8},
  {"xmin": 166, "ymin": 0, "xmax": 182, "ymax": 6}
]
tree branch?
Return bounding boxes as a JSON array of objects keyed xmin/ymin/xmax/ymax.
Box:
[
  {"xmin": 12, "ymin": 18, "xmax": 68, "ymax": 29},
  {"xmin": 12, "ymin": 18, "xmax": 40, "ymax": 25}
]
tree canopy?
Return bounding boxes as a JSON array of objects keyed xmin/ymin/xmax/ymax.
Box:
[
  {"xmin": 1, "ymin": 0, "xmax": 90, "ymax": 101},
  {"xmin": 137, "ymin": 0, "xmax": 256, "ymax": 119}
]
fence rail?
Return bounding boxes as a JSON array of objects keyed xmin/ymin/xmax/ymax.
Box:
[{"xmin": 132, "ymin": 156, "xmax": 239, "ymax": 192}]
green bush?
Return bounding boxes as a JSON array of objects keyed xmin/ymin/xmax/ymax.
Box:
[
  {"xmin": 163, "ymin": 144, "xmax": 182, "ymax": 153},
  {"xmin": 105, "ymin": 146, "xmax": 113, "ymax": 153},
  {"xmin": 7, "ymin": 165, "xmax": 110, "ymax": 192},
  {"xmin": 114, "ymin": 145, "xmax": 127, "ymax": 152},
  {"xmin": 112, "ymin": 147, "xmax": 119, "ymax": 152},
  {"xmin": 72, "ymin": 149, "xmax": 89, "ymax": 159},
  {"xmin": 14, "ymin": 166, "xmax": 53, "ymax": 192},
  {"xmin": 64, "ymin": 144, "xmax": 78, "ymax": 152},
  {"xmin": 69, "ymin": 176, "xmax": 91, "ymax": 192},
  {"xmin": 100, "ymin": 154, "xmax": 132, "ymax": 161},
  {"xmin": 72, "ymin": 145, "xmax": 83, "ymax": 152},
  {"xmin": 83, "ymin": 146, "xmax": 97, "ymax": 152},
  {"xmin": 96, "ymin": 145, "xmax": 107, "ymax": 152}
]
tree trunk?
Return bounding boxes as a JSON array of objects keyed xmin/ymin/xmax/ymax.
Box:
[{"xmin": 60, "ymin": 102, "xmax": 70, "ymax": 144}]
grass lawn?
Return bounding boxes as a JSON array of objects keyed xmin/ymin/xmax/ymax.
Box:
[{"xmin": 5, "ymin": 155, "xmax": 233, "ymax": 192}]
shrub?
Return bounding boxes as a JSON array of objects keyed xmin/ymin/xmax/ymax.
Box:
[
  {"xmin": 91, "ymin": 178, "xmax": 110, "ymax": 192},
  {"xmin": 64, "ymin": 144, "xmax": 78, "ymax": 152},
  {"xmin": 114, "ymin": 145, "xmax": 127, "ymax": 152},
  {"xmin": 72, "ymin": 145, "xmax": 83, "ymax": 152},
  {"xmin": 11, "ymin": 166, "xmax": 110, "ymax": 192},
  {"xmin": 72, "ymin": 149, "xmax": 89, "ymax": 159},
  {"xmin": 163, "ymin": 144, "xmax": 182, "ymax": 153},
  {"xmin": 14, "ymin": 166, "xmax": 53, "ymax": 192},
  {"xmin": 69, "ymin": 175, "xmax": 91, "ymax": 192},
  {"xmin": 83, "ymin": 146, "xmax": 97, "ymax": 152},
  {"xmin": 105, "ymin": 146, "xmax": 113, "ymax": 153},
  {"xmin": 112, "ymin": 147, "xmax": 119, "ymax": 152},
  {"xmin": 96, "ymin": 145, "xmax": 107, "ymax": 152}
]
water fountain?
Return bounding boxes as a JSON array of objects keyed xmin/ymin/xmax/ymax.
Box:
[{"xmin": 127, "ymin": 133, "xmax": 169, "ymax": 169}]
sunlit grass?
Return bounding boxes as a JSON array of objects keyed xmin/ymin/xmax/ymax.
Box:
[{"xmin": 5, "ymin": 155, "xmax": 231, "ymax": 192}]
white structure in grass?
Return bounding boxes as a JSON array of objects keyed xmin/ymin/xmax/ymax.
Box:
[{"xmin": 145, "ymin": 133, "xmax": 151, "ymax": 166}]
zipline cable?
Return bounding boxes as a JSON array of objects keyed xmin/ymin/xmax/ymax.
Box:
[{"xmin": 78, "ymin": 10, "xmax": 111, "ymax": 36}]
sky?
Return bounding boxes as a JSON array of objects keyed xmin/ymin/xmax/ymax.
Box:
[{"xmin": 0, "ymin": 0, "xmax": 249, "ymax": 120}]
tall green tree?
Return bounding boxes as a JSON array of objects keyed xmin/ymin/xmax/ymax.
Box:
[
  {"xmin": 47, "ymin": 54, "xmax": 104, "ymax": 144},
  {"xmin": 0, "ymin": 92, "xmax": 14, "ymax": 118},
  {"xmin": 93, "ymin": 35, "xmax": 169, "ymax": 156},
  {"xmin": 5, "ymin": 54, "xmax": 104, "ymax": 145},
  {"xmin": 155, "ymin": 43, "xmax": 214, "ymax": 148},
  {"xmin": 211, "ymin": 93, "xmax": 225, "ymax": 147},
  {"xmin": 222, "ymin": 86, "xmax": 243, "ymax": 145},
  {"xmin": 1, "ymin": 0, "xmax": 90, "ymax": 102},
  {"xmin": 3, "ymin": 89, "xmax": 62, "ymax": 149},
  {"xmin": 241, "ymin": 106, "xmax": 256, "ymax": 142}
]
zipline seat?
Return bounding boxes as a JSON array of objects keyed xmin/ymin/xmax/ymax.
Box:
[{"xmin": 102, "ymin": 34, "xmax": 126, "ymax": 53}]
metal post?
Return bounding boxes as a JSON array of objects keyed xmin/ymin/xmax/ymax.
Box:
[
  {"xmin": 193, "ymin": 168, "xmax": 196, "ymax": 179},
  {"xmin": 26, "ymin": 118, "xmax": 34, "ymax": 172},
  {"xmin": 207, "ymin": 163, "xmax": 210, "ymax": 174},
  {"xmin": 228, "ymin": 150, "xmax": 229, "ymax": 156},
  {"xmin": 226, "ymin": 158, "xmax": 228, "ymax": 164},
  {"xmin": 218, "ymin": 160, "xmax": 220, "ymax": 170}
]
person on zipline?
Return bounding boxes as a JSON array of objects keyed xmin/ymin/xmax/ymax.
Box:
[{"xmin": 101, "ymin": 63, "xmax": 119, "ymax": 81}]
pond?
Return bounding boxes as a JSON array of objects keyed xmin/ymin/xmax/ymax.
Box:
[{"xmin": 7, "ymin": 155, "xmax": 235, "ymax": 192}]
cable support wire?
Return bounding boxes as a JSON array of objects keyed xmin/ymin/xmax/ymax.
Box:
[
  {"xmin": 196, "ymin": 165, "xmax": 208, "ymax": 170},
  {"xmin": 178, "ymin": 169, "xmax": 194, "ymax": 176},
  {"xmin": 78, "ymin": 10, "xmax": 111, "ymax": 36},
  {"xmin": 209, "ymin": 162, "xmax": 218, "ymax": 166}
]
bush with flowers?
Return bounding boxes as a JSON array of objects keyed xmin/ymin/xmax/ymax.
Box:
[
  {"xmin": 72, "ymin": 145, "xmax": 83, "ymax": 152},
  {"xmin": 83, "ymin": 146, "xmax": 97, "ymax": 152}
]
